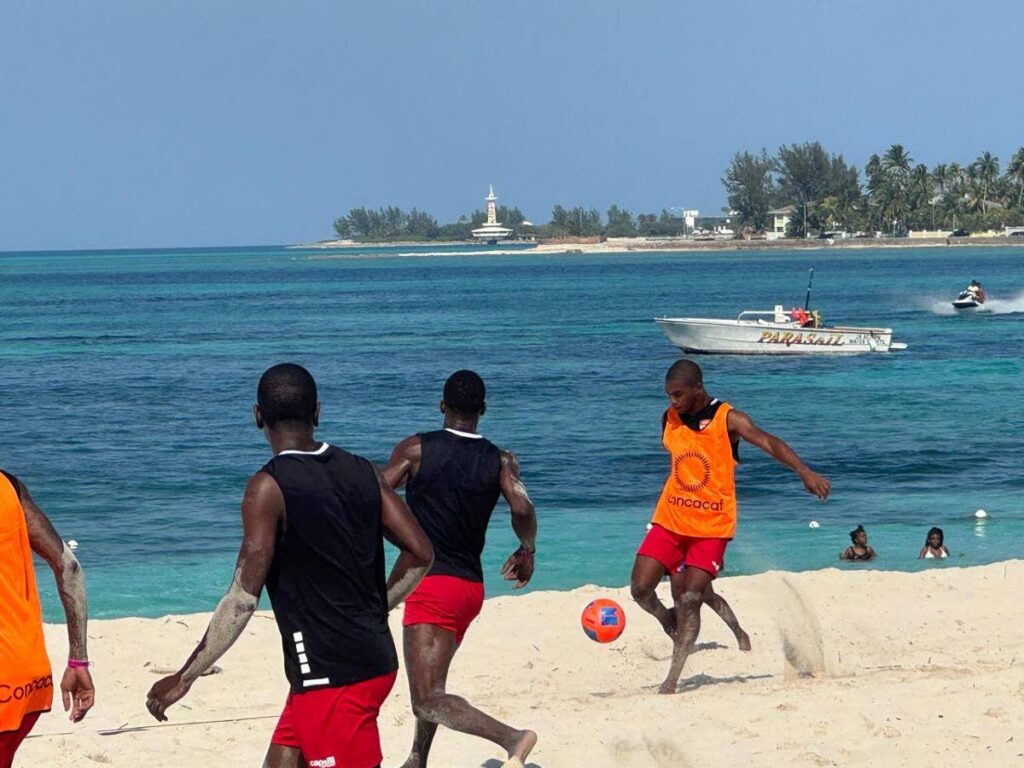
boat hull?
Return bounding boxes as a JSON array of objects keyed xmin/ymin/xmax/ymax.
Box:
[{"xmin": 655, "ymin": 318, "xmax": 904, "ymax": 355}]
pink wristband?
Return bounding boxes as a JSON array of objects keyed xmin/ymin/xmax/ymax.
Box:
[{"xmin": 67, "ymin": 659, "xmax": 92, "ymax": 668}]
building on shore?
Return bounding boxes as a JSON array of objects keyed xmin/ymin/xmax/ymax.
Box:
[
  {"xmin": 471, "ymin": 185, "xmax": 514, "ymax": 244},
  {"xmin": 767, "ymin": 205, "xmax": 796, "ymax": 240}
]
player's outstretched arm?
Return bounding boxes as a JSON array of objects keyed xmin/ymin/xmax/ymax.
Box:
[
  {"xmin": 146, "ymin": 471, "xmax": 282, "ymax": 721},
  {"xmin": 14, "ymin": 473, "xmax": 95, "ymax": 723},
  {"xmin": 727, "ymin": 409, "xmax": 831, "ymax": 500},
  {"xmin": 381, "ymin": 435, "xmax": 421, "ymax": 490},
  {"xmin": 498, "ymin": 451, "xmax": 537, "ymax": 589},
  {"xmin": 378, "ymin": 467, "xmax": 433, "ymax": 610}
]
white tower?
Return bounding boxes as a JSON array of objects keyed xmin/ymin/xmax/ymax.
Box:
[{"xmin": 472, "ymin": 185, "xmax": 513, "ymax": 244}]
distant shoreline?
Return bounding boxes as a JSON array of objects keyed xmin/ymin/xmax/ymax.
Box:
[{"xmin": 290, "ymin": 235, "xmax": 1024, "ymax": 258}]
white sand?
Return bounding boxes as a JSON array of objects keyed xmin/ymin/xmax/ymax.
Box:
[{"xmin": 23, "ymin": 561, "xmax": 1024, "ymax": 767}]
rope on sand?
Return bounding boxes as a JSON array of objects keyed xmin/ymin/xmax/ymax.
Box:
[{"xmin": 25, "ymin": 714, "xmax": 279, "ymax": 740}]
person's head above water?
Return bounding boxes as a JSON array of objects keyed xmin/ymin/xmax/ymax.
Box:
[
  {"xmin": 849, "ymin": 524, "xmax": 868, "ymax": 546},
  {"xmin": 664, "ymin": 359, "xmax": 710, "ymax": 416},
  {"xmin": 255, "ymin": 363, "xmax": 319, "ymax": 430},
  {"xmin": 442, "ymin": 369, "xmax": 486, "ymax": 420},
  {"xmin": 926, "ymin": 527, "xmax": 944, "ymax": 547}
]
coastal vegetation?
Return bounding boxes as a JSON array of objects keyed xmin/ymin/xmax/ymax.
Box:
[
  {"xmin": 724, "ymin": 142, "xmax": 1024, "ymax": 236},
  {"xmin": 330, "ymin": 143, "xmax": 1024, "ymax": 242},
  {"xmin": 331, "ymin": 203, "xmax": 693, "ymax": 243}
]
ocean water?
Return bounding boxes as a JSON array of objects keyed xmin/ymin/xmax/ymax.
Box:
[{"xmin": 1, "ymin": 244, "xmax": 1021, "ymax": 621}]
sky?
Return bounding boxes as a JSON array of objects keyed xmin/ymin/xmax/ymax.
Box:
[{"xmin": 1, "ymin": 0, "xmax": 1021, "ymax": 251}]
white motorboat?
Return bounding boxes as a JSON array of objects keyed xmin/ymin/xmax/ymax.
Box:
[{"xmin": 655, "ymin": 305, "xmax": 908, "ymax": 355}]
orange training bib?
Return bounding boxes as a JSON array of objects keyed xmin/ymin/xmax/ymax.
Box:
[
  {"xmin": 0, "ymin": 473, "xmax": 53, "ymax": 733},
  {"xmin": 651, "ymin": 403, "xmax": 738, "ymax": 539}
]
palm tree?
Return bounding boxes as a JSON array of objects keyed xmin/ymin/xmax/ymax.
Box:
[
  {"xmin": 973, "ymin": 151, "xmax": 1000, "ymax": 211},
  {"xmin": 1007, "ymin": 147, "xmax": 1024, "ymax": 208},
  {"xmin": 947, "ymin": 162, "xmax": 965, "ymax": 195},
  {"xmin": 883, "ymin": 144, "xmax": 912, "ymax": 176},
  {"xmin": 879, "ymin": 145, "xmax": 913, "ymax": 232},
  {"xmin": 932, "ymin": 164, "xmax": 949, "ymax": 194}
]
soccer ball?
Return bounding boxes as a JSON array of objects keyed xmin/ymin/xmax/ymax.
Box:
[{"xmin": 580, "ymin": 598, "xmax": 626, "ymax": 643}]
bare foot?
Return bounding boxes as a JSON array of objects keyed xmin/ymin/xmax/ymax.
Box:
[
  {"xmin": 736, "ymin": 630, "xmax": 752, "ymax": 652},
  {"xmin": 657, "ymin": 679, "xmax": 678, "ymax": 695},
  {"xmin": 503, "ymin": 729, "xmax": 537, "ymax": 767}
]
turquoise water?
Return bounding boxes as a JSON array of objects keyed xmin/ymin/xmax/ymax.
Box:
[{"xmin": 1, "ymin": 244, "xmax": 1021, "ymax": 620}]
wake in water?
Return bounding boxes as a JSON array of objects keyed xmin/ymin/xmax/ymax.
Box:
[{"xmin": 926, "ymin": 290, "xmax": 1024, "ymax": 315}]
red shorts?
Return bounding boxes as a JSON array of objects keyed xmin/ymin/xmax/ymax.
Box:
[
  {"xmin": 270, "ymin": 670, "xmax": 397, "ymax": 768},
  {"xmin": 403, "ymin": 574, "xmax": 485, "ymax": 644},
  {"xmin": 0, "ymin": 711, "xmax": 41, "ymax": 768},
  {"xmin": 637, "ymin": 523, "xmax": 729, "ymax": 577}
]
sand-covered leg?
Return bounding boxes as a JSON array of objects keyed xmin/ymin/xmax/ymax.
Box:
[
  {"xmin": 659, "ymin": 568, "xmax": 712, "ymax": 693},
  {"xmin": 630, "ymin": 555, "xmax": 675, "ymax": 637},
  {"xmin": 399, "ymin": 718, "xmax": 439, "ymax": 768},
  {"xmin": 703, "ymin": 584, "xmax": 751, "ymax": 651},
  {"xmin": 405, "ymin": 624, "xmax": 533, "ymax": 763}
]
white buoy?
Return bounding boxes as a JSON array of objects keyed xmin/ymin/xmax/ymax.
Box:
[
  {"xmin": 808, "ymin": 521, "xmax": 820, "ymax": 529},
  {"xmin": 67, "ymin": 539, "xmax": 79, "ymax": 550},
  {"xmin": 975, "ymin": 509, "xmax": 988, "ymax": 519}
]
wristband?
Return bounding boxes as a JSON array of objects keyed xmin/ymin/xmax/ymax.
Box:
[
  {"xmin": 519, "ymin": 545, "xmax": 536, "ymax": 555},
  {"xmin": 67, "ymin": 659, "xmax": 92, "ymax": 669}
]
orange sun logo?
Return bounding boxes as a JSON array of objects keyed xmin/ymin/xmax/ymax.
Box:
[{"xmin": 673, "ymin": 451, "xmax": 711, "ymax": 492}]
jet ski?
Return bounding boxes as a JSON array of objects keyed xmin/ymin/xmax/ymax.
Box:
[{"xmin": 952, "ymin": 289, "xmax": 983, "ymax": 309}]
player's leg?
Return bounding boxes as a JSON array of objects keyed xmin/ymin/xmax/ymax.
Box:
[
  {"xmin": 402, "ymin": 623, "xmax": 536, "ymax": 767},
  {"xmin": 660, "ymin": 565, "xmax": 713, "ymax": 694},
  {"xmin": 262, "ymin": 744, "xmax": 306, "ymax": 768},
  {"xmin": 0, "ymin": 712, "xmax": 42, "ymax": 768},
  {"xmin": 703, "ymin": 584, "xmax": 751, "ymax": 651},
  {"xmin": 631, "ymin": 525, "xmax": 683, "ymax": 637},
  {"xmin": 631, "ymin": 554, "xmax": 677, "ymax": 637},
  {"xmin": 264, "ymin": 694, "xmax": 307, "ymax": 768}
]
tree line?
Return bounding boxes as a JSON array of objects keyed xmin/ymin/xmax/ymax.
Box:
[
  {"xmin": 723, "ymin": 142, "xmax": 1024, "ymax": 236},
  {"xmin": 332, "ymin": 203, "xmax": 705, "ymax": 242}
]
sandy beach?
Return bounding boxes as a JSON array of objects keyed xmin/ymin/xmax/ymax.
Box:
[
  {"xmin": 291, "ymin": 236, "xmax": 1024, "ymax": 259},
  {"xmin": 22, "ymin": 561, "xmax": 1024, "ymax": 767}
]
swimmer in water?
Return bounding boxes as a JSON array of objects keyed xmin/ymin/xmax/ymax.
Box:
[
  {"xmin": 918, "ymin": 527, "xmax": 949, "ymax": 559},
  {"xmin": 840, "ymin": 525, "xmax": 877, "ymax": 561}
]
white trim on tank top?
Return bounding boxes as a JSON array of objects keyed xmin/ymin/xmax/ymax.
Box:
[
  {"xmin": 276, "ymin": 442, "xmax": 330, "ymax": 456},
  {"xmin": 444, "ymin": 428, "xmax": 483, "ymax": 439}
]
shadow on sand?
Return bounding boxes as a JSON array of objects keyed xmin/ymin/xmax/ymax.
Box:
[
  {"xmin": 671, "ymin": 672, "xmax": 773, "ymax": 693},
  {"xmin": 693, "ymin": 641, "xmax": 728, "ymax": 652},
  {"xmin": 481, "ymin": 761, "xmax": 543, "ymax": 768}
]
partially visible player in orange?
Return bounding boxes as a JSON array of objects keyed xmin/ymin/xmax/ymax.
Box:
[
  {"xmin": 0, "ymin": 470, "xmax": 94, "ymax": 768},
  {"xmin": 630, "ymin": 360, "xmax": 830, "ymax": 694}
]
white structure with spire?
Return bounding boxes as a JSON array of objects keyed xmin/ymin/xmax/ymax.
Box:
[{"xmin": 471, "ymin": 185, "xmax": 514, "ymax": 244}]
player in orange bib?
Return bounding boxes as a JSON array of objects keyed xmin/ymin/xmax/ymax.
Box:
[
  {"xmin": 0, "ymin": 470, "xmax": 94, "ymax": 767},
  {"xmin": 630, "ymin": 360, "xmax": 830, "ymax": 694}
]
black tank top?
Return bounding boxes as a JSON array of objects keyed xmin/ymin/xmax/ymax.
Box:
[
  {"xmin": 405, "ymin": 429, "xmax": 502, "ymax": 582},
  {"xmin": 261, "ymin": 443, "xmax": 397, "ymax": 692}
]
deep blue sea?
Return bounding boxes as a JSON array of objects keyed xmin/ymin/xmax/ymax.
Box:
[{"xmin": 1, "ymin": 244, "xmax": 1021, "ymax": 620}]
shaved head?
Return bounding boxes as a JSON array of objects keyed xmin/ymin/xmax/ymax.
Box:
[
  {"xmin": 665, "ymin": 359, "xmax": 703, "ymax": 386},
  {"xmin": 257, "ymin": 363, "xmax": 318, "ymax": 427}
]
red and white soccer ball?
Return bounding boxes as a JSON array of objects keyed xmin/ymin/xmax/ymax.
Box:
[{"xmin": 580, "ymin": 598, "xmax": 626, "ymax": 643}]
